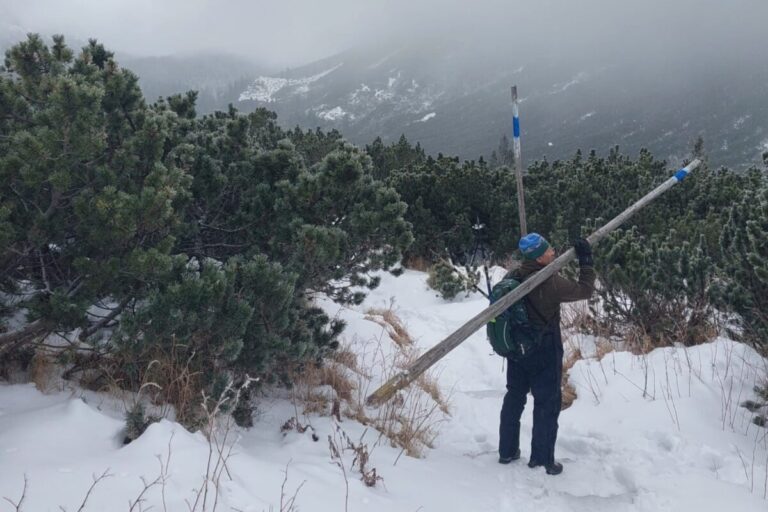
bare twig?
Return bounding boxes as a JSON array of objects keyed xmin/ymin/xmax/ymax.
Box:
[
  {"xmin": 277, "ymin": 462, "xmax": 305, "ymax": 512},
  {"xmin": 73, "ymin": 468, "xmax": 113, "ymax": 512},
  {"xmin": 3, "ymin": 474, "xmax": 28, "ymax": 512},
  {"xmin": 127, "ymin": 434, "xmax": 173, "ymax": 512},
  {"xmin": 328, "ymin": 427, "xmax": 350, "ymax": 512},
  {"xmin": 188, "ymin": 376, "xmax": 256, "ymax": 512},
  {"xmin": 128, "ymin": 474, "xmax": 163, "ymax": 511}
]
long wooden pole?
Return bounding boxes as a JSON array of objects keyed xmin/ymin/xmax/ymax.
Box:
[
  {"xmin": 366, "ymin": 159, "xmax": 701, "ymax": 406},
  {"xmin": 511, "ymin": 85, "xmax": 527, "ymax": 236}
]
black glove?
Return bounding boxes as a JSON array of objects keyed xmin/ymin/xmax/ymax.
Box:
[{"xmin": 573, "ymin": 238, "xmax": 593, "ymax": 266}]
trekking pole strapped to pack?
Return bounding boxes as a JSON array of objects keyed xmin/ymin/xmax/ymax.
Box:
[{"xmin": 366, "ymin": 159, "xmax": 701, "ymax": 406}]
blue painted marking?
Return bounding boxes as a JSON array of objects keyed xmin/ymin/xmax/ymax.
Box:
[
  {"xmin": 513, "ymin": 117, "xmax": 520, "ymax": 138},
  {"xmin": 674, "ymin": 168, "xmax": 689, "ymax": 181}
]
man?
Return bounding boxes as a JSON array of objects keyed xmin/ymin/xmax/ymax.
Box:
[{"xmin": 498, "ymin": 233, "xmax": 595, "ymax": 475}]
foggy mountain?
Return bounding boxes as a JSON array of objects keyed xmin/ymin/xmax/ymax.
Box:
[
  {"xmin": 235, "ymin": 38, "xmax": 768, "ymax": 169},
  {"xmin": 121, "ymin": 54, "xmax": 263, "ymax": 115},
  {"xmin": 3, "ymin": 2, "xmax": 767, "ymax": 170}
]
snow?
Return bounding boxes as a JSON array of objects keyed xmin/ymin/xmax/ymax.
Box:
[
  {"xmin": 1, "ymin": 270, "xmax": 767, "ymax": 511},
  {"xmin": 417, "ymin": 112, "xmax": 436, "ymax": 122},
  {"xmin": 660, "ymin": 130, "xmax": 675, "ymax": 139},
  {"xmin": 734, "ymin": 115, "xmax": 751, "ymax": 129},
  {"xmin": 238, "ymin": 63, "xmax": 343, "ymax": 102},
  {"xmin": 315, "ymin": 106, "xmax": 349, "ymax": 121},
  {"xmin": 552, "ymin": 72, "xmax": 588, "ymax": 94}
]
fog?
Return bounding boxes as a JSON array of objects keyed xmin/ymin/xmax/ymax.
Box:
[{"xmin": 2, "ymin": 0, "xmax": 765, "ymax": 68}]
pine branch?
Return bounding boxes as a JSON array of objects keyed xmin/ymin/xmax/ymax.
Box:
[
  {"xmin": 79, "ymin": 297, "xmax": 132, "ymax": 341},
  {"xmin": 0, "ymin": 319, "xmax": 54, "ymax": 354}
]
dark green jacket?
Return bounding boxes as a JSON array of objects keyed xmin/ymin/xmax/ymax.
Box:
[{"xmin": 513, "ymin": 260, "xmax": 596, "ymax": 329}]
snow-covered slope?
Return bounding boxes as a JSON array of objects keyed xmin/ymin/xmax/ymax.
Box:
[
  {"xmin": 1, "ymin": 270, "xmax": 767, "ymax": 511},
  {"xmin": 239, "ymin": 63, "xmax": 344, "ymax": 103}
]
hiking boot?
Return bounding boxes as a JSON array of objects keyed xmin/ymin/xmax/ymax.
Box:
[
  {"xmin": 498, "ymin": 449, "xmax": 521, "ymax": 464},
  {"xmin": 544, "ymin": 462, "xmax": 563, "ymax": 475},
  {"xmin": 527, "ymin": 460, "xmax": 563, "ymax": 475}
]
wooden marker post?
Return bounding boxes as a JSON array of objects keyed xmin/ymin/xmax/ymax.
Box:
[
  {"xmin": 511, "ymin": 85, "xmax": 527, "ymax": 236},
  {"xmin": 366, "ymin": 159, "xmax": 701, "ymax": 406}
]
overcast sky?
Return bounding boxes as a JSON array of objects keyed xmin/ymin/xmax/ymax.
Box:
[{"xmin": 2, "ymin": 0, "xmax": 766, "ymax": 67}]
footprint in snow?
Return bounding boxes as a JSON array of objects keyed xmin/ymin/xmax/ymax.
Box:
[{"xmin": 612, "ymin": 465, "xmax": 639, "ymax": 494}]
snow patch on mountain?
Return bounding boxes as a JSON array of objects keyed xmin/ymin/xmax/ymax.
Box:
[
  {"xmin": 417, "ymin": 112, "xmax": 436, "ymax": 122},
  {"xmin": 552, "ymin": 72, "xmax": 588, "ymax": 94},
  {"xmin": 374, "ymin": 88, "xmax": 395, "ymax": 101},
  {"xmin": 349, "ymin": 84, "xmax": 372, "ymax": 106},
  {"xmin": 336, "ymin": 73, "xmax": 438, "ymax": 123},
  {"xmin": 238, "ymin": 63, "xmax": 343, "ymax": 102},
  {"xmin": 733, "ymin": 115, "xmax": 751, "ymax": 129},
  {"xmin": 315, "ymin": 106, "xmax": 350, "ymax": 121}
]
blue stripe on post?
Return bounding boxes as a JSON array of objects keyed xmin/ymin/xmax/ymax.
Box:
[
  {"xmin": 674, "ymin": 168, "xmax": 689, "ymax": 181},
  {"xmin": 513, "ymin": 117, "xmax": 520, "ymax": 138}
]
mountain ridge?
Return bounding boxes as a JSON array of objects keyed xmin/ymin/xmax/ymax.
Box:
[{"xmin": 235, "ymin": 42, "xmax": 768, "ymax": 169}]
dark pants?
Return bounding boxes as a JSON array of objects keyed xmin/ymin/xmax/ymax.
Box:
[{"xmin": 498, "ymin": 326, "xmax": 563, "ymax": 465}]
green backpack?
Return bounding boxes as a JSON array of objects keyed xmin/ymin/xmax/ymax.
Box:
[{"xmin": 486, "ymin": 277, "xmax": 542, "ymax": 359}]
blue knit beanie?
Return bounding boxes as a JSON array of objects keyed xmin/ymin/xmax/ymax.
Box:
[{"xmin": 519, "ymin": 233, "xmax": 550, "ymax": 260}]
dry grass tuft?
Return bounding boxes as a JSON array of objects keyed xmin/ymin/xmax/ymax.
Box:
[
  {"xmin": 563, "ymin": 346, "xmax": 583, "ymax": 373},
  {"xmin": 355, "ymin": 343, "xmax": 447, "ymax": 458},
  {"xmin": 416, "ymin": 374, "xmax": 450, "ymax": 415},
  {"xmin": 364, "ymin": 307, "xmax": 413, "ymax": 347},
  {"xmin": 595, "ymin": 338, "xmax": 615, "ymax": 360},
  {"xmin": 286, "ymin": 303, "xmax": 450, "ymax": 460},
  {"xmin": 318, "ymin": 365, "xmax": 355, "ymax": 402},
  {"xmin": 350, "ymin": 312, "xmax": 450, "ymax": 459},
  {"xmin": 677, "ymin": 317, "xmax": 718, "ymax": 347},
  {"xmin": 144, "ymin": 347, "xmax": 203, "ymax": 426},
  {"xmin": 560, "ymin": 341, "xmax": 583, "ymax": 410},
  {"xmin": 561, "ymin": 373, "xmax": 578, "ymax": 410},
  {"xmin": 30, "ymin": 350, "xmax": 57, "ymax": 393},
  {"xmin": 98, "ymin": 339, "xmax": 207, "ymax": 427},
  {"xmin": 289, "ymin": 358, "xmax": 358, "ymax": 416},
  {"xmin": 625, "ymin": 327, "xmax": 656, "ymax": 355},
  {"xmin": 331, "ymin": 347, "xmax": 364, "ymax": 375},
  {"xmin": 402, "ymin": 255, "xmax": 430, "ymax": 272}
]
